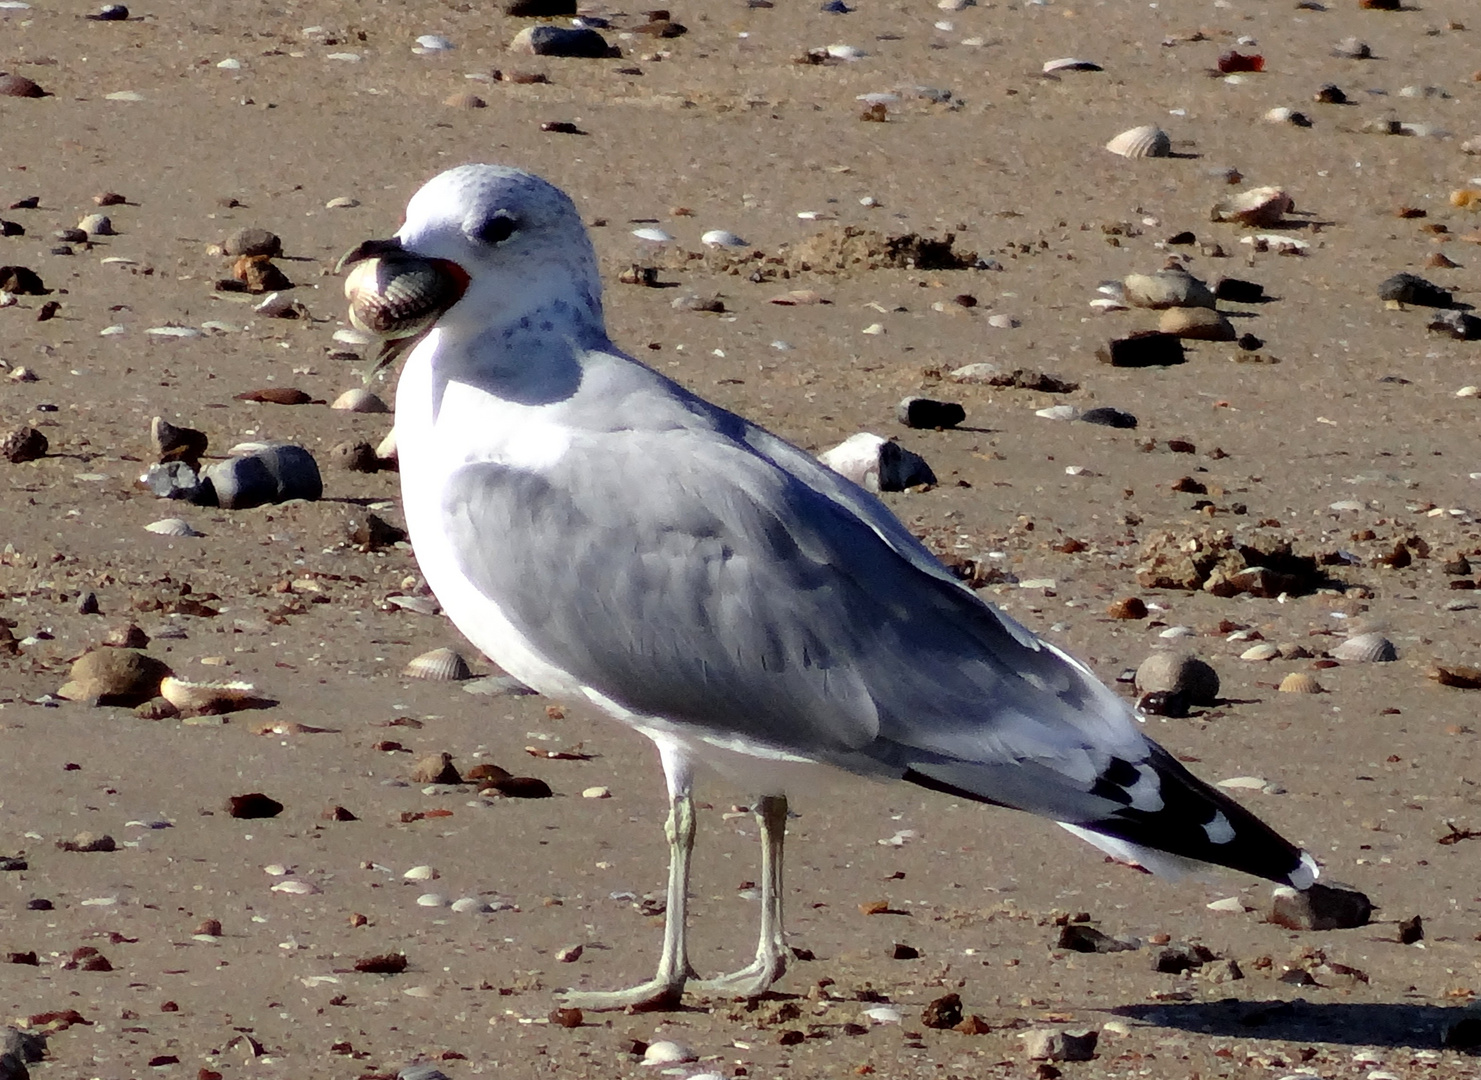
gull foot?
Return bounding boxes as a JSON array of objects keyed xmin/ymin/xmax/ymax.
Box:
[
  {"xmin": 691, "ymin": 954, "xmax": 788, "ymax": 1000},
  {"xmin": 559, "ymin": 977, "xmax": 688, "ymax": 1013}
]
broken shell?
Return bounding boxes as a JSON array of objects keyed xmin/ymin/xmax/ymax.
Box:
[
  {"xmin": 403, "ymin": 647, "xmax": 473, "ymax": 681},
  {"xmin": 1211, "ymin": 186, "xmax": 1294, "ymax": 228},
  {"xmin": 159, "ymin": 676, "xmax": 269, "ymax": 715},
  {"xmin": 1277, "ymin": 672, "xmax": 1324, "ymax": 694},
  {"xmin": 342, "ymin": 255, "xmax": 462, "ymax": 340},
  {"xmin": 1134, "ymin": 652, "xmax": 1219, "ymax": 704},
  {"xmin": 330, "ymin": 387, "xmax": 390, "ymax": 413},
  {"xmin": 1331, "ymin": 632, "xmax": 1398, "ymax": 663},
  {"xmin": 1105, "ymin": 125, "xmax": 1171, "ymax": 159},
  {"xmin": 144, "ymin": 517, "xmax": 203, "ymax": 537}
]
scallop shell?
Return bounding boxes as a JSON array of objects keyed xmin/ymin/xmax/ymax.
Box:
[
  {"xmin": 342, "ymin": 255, "xmax": 462, "ymax": 339},
  {"xmin": 1277, "ymin": 672, "xmax": 1324, "ymax": 694},
  {"xmin": 160, "ymin": 675, "xmax": 268, "ymax": 714},
  {"xmin": 1331, "ymin": 632, "xmax": 1397, "ymax": 663},
  {"xmin": 144, "ymin": 517, "xmax": 202, "ymax": 537},
  {"xmin": 330, "ymin": 387, "xmax": 390, "ymax": 413},
  {"xmin": 402, "ymin": 647, "xmax": 472, "ymax": 681},
  {"xmin": 1210, "ymin": 185, "xmax": 1294, "ymax": 228},
  {"xmin": 1105, "ymin": 125, "xmax": 1171, "ymax": 159}
]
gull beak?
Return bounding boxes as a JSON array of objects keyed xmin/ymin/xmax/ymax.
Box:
[{"xmin": 336, "ymin": 237, "xmax": 469, "ymax": 384}]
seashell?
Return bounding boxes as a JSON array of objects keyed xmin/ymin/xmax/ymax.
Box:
[
  {"xmin": 1105, "ymin": 124, "xmax": 1171, "ymax": 159},
  {"xmin": 146, "ymin": 325, "xmax": 203, "ymax": 338},
  {"xmin": 630, "ymin": 227, "xmax": 673, "ymax": 244},
  {"xmin": 416, "ymin": 893, "xmax": 448, "ymax": 907},
  {"xmin": 1043, "ymin": 57, "xmax": 1102, "ymax": 74},
  {"xmin": 1332, "ymin": 632, "xmax": 1397, "ymax": 663},
  {"xmin": 1277, "ymin": 672, "xmax": 1324, "ymax": 694},
  {"xmin": 1240, "ymin": 233, "xmax": 1308, "ymax": 255},
  {"xmin": 582, "ymin": 786, "xmax": 611, "ymax": 799},
  {"xmin": 642, "ymin": 1041, "xmax": 697, "ymax": 1065},
  {"xmin": 270, "ymin": 879, "xmax": 321, "ymax": 895},
  {"xmin": 1240, "ymin": 643, "xmax": 1280, "ymax": 661},
  {"xmin": 825, "ymin": 43, "xmax": 866, "ymax": 61},
  {"xmin": 1217, "ymin": 775, "xmax": 1268, "ymax": 789},
  {"xmin": 1277, "ymin": 643, "xmax": 1312, "ymax": 660},
  {"xmin": 1123, "ymin": 269, "xmax": 1216, "ymax": 309},
  {"xmin": 331, "ymin": 387, "xmax": 390, "ymax": 413},
  {"xmin": 1264, "ymin": 107, "xmax": 1311, "ymax": 127},
  {"xmin": 444, "ymin": 91, "xmax": 486, "ymax": 109},
  {"xmin": 1333, "ymin": 36, "xmax": 1371, "ymax": 59},
  {"xmin": 403, "ymin": 647, "xmax": 473, "ymax": 681},
  {"xmin": 450, "ymin": 897, "xmax": 491, "ymax": 913},
  {"xmin": 1135, "ymin": 652, "xmax": 1219, "ymax": 704},
  {"xmin": 1159, "ymin": 307, "xmax": 1236, "ymax": 341},
  {"xmin": 254, "ymin": 291, "xmax": 305, "ymax": 318},
  {"xmin": 700, "ymin": 229, "xmax": 748, "ymax": 248},
  {"xmin": 144, "ymin": 517, "xmax": 202, "ymax": 537},
  {"xmin": 1210, "ymin": 186, "xmax": 1293, "ymax": 228},
  {"xmin": 375, "ymin": 428, "xmax": 398, "ymax": 464},
  {"xmin": 403, "ymin": 864, "xmax": 439, "ymax": 881},
  {"xmin": 341, "ymin": 255, "xmax": 463, "ymax": 341},
  {"xmin": 414, "ymin": 33, "xmax": 455, "ymax": 53},
  {"xmin": 160, "ymin": 675, "xmax": 269, "ymax": 715}
]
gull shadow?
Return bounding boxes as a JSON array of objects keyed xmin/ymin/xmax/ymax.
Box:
[{"xmin": 1113, "ymin": 998, "xmax": 1477, "ymax": 1052}]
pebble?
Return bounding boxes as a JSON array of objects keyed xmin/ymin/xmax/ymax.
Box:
[
  {"xmin": 1079, "ymin": 406, "xmax": 1137, "ymax": 429},
  {"xmin": 1097, "ymin": 332, "xmax": 1185, "ymax": 367},
  {"xmin": 414, "ymin": 34, "xmax": 455, "ymax": 53},
  {"xmin": 57, "ymin": 648, "xmax": 170, "ymax": 706},
  {"xmin": 203, "ymin": 444, "xmax": 322, "ymax": 509},
  {"xmin": 509, "ymin": 25, "xmax": 613, "ymax": 58},
  {"xmin": 0, "ymin": 74, "xmax": 45, "ymax": 98},
  {"xmin": 1021, "ymin": 1028, "xmax": 1098, "ymax": 1062},
  {"xmin": 582, "ymin": 786, "xmax": 611, "ymax": 799},
  {"xmin": 818, "ymin": 432, "xmax": 936, "ymax": 492},
  {"xmin": 223, "ymin": 227, "xmax": 282, "ymax": 259},
  {"xmin": 1, "ymin": 426, "xmax": 48, "ymax": 464},
  {"xmin": 1135, "ymin": 652, "xmax": 1219, "ymax": 704},
  {"xmin": 1378, "ymin": 272, "xmax": 1451, "ymax": 307},
  {"xmin": 701, "ymin": 229, "xmax": 747, "ymax": 248},
  {"xmin": 88, "ymin": 4, "xmax": 129, "ymax": 18},
  {"xmin": 896, "ymin": 396, "xmax": 965, "ymax": 429},
  {"xmin": 77, "ymin": 213, "xmax": 114, "ymax": 236},
  {"xmin": 1270, "ymin": 882, "xmax": 1373, "ymax": 930}
]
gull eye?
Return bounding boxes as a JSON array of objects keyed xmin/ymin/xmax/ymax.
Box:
[{"xmin": 473, "ymin": 212, "xmax": 517, "ymax": 246}]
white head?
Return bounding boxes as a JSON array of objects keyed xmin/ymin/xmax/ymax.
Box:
[{"xmin": 393, "ymin": 164, "xmax": 605, "ymax": 340}]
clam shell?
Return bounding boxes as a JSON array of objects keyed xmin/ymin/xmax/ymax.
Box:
[
  {"xmin": 1210, "ymin": 185, "xmax": 1294, "ymax": 228},
  {"xmin": 343, "ymin": 255, "xmax": 461, "ymax": 339},
  {"xmin": 330, "ymin": 387, "xmax": 390, "ymax": 413},
  {"xmin": 1240, "ymin": 643, "xmax": 1280, "ymax": 661},
  {"xmin": 1331, "ymin": 632, "xmax": 1397, "ymax": 663},
  {"xmin": 144, "ymin": 517, "xmax": 202, "ymax": 537},
  {"xmin": 1277, "ymin": 672, "xmax": 1324, "ymax": 694},
  {"xmin": 403, "ymin": 647, "xmax": 472, "ymax": 681},
  {"xmin": 1105, "ymin": 125, "xmax": 1171, "ymax": 159},
  {"xmin": 700, "ymin": 229, "xmax": 748, "ymax": 248},
  {"xmin": 375, "ymin": 428, "xmax": 398, "ymax": 463},
  {"xmin": 160, "ymin": 675, "xmax": 268, "ymax": 714}
]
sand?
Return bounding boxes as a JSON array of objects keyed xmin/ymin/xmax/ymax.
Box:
[{"xmin": 2, "ymin": 0, "xmax": 1481, "ymax": 1077}]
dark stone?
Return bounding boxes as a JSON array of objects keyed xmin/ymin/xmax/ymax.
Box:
[
  {"xmin": 1152, "ymin": 943, "xmax": 1214, "ymax": 974},
  {"xmin": 1079, "ymin": 407, "xmax": 1138, "ymax": 429},
  {"xmin": 920, "ymin": 993, "xmax": 963, "ymax": 1029},
  {"xmin": 349, "ymin": 513, "xmax": 407, "ymax": 552},
  {"xmin": 226, "ymin": 792, "xmax": 284, "ymax": 819},
  {"xmin": 222, "ymin": 227, "xmax": 282, "ymax": 259},
  {"xmin": 483, "ymin": 776, "xmax": 553, "ymax": 799},
  {"xmin": 896, "ymin": 396, "xmax": 966, "ymax": 429},
  {"xmin": 0, "ymin": 220, "xmax": 23, "ymax": 237},
  {"xmin": 0, "ymin": 266, "xmax": 47, "ymax": 294},
  {"xmin": 0, "ymin": 74, "xmax": 46, "ymax": 98},
  {"xmin": 1428, "ymin": 311, "xmax": 1481, "ymax": 340},
  {"xmin": 1096, "ymin": 331, "xmax": 1185, "ymax": 367},
  {"xmin": 1215, "ymin": 277, "xmax": 1265, "ymax": 303},
  {"xmin": 1057, "ymin": 923, "xmax": 1137, "ymax": 953},
  {"xmin": 1378, "ymin": 272, "xmax": 1451, "ymax": 308},
  {"xmin": 519, "ymin": 26, "xmax": 615, "ymax": 58},
  {"xmin": 328, "ymin": 440, "xmax": 379, "ymax": 473},
  {"xmin": 504, "ymin": 0, "xmax": 576, "ymax": 12},
  {"xmin": 1314, "ymin": 83, "xmax": 1347, "ymax": 104},
  {"xmin": 891, "ymin": 942, "xmax": 919, "ymax": 960},
  {"xmin": 1138, "ymin": 690, "xmax": 1189, "ymax": 717},
  {"xmin": 86, "ymin": 4, "xmax": 130, "ymax": 19},
  {"xmin": 202, "ymin": 445, "xmax": 322, "ymax": 509},
  {"xmin": 1398, "ymin": 914, "xmax": 1423, "ymax": 944},
  {"xmin": 1268, "ymin": 882, "xmax": 1373, "ymax": 930},
  {"xmin": 1, "ymin": 427, "xmax": 47, "ymax": 464}
]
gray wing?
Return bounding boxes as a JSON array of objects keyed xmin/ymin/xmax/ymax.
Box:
[{"xmin": 441, "ymin": 394, "xmax": 1152, "ymax": 824}]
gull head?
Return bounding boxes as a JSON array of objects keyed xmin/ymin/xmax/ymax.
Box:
[{"xmin": 339, "ymin": 164, "xmax": 606, "ymax": 380}]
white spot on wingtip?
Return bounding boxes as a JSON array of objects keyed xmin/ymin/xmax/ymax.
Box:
[
  {"xmin": 1203, "ymin": 809, "xmax": 1236, "ymax": 845},
  {"xmin": 1289, "ymin": 851, "xmax": 1319, "ymax": 890}
]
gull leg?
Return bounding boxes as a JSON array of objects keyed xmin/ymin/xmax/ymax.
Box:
[
  {"xmin": 693, "ymin": 794, "xmax": 790, "ymax": 1000},
  {"xmin": 560, "ymin": 746, "xmax": 697, "ymax": 1012}
]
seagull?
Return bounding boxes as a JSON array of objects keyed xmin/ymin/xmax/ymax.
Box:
[{"xmin": 341, "ymin": 164, "xmax": 1319, "ymax": 1012}]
